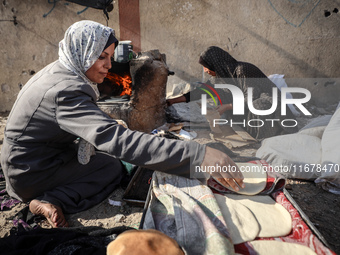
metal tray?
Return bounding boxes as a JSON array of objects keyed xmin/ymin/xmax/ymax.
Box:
[
  {"xmin": 122, "ymin": 166, "xmax": 154, "ymax": 207},
  {"xmin": 283, "ymin": 189, "xmax": 330, "ymax": 248}
]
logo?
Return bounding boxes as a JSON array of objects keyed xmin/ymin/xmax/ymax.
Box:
[
  {"xmin": 198, "ymin": 83, "xmax": 223, "ymax": 112},
  {"xmin": 200, "ymin": 83, "xmax": 312, "ymax": 128}
]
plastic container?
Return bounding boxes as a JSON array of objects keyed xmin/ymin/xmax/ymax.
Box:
[{"xmin": 114, "ymin": 40, "xmax": 134, "ymax": 63}]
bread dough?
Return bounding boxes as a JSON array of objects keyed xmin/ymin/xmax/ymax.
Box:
[
  {"xmin": 250, "ymin": 240, "xmax": 317, "ymax": 255},
  {"xmin": 231, "ymin": 163, "xmax": 267, "ymax": 195},
  {"xmin": 214, "ymin": 193, "xmax": 260, "ymax": 244},
  {"xmin": 226, "ymin": 194, "xmax": 292, "ymax": 238}
]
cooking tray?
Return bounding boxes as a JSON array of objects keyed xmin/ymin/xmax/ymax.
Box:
[
  {"xmin": 122, "ymin": 166, "xmax": 154, "ymax": 207},
  {"xmin": 283, "ymin": 188, "xmax": 330, "ymax": 248}
]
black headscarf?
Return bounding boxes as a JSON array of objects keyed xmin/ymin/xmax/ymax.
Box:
[
  {"xmin": 199, "ymin": 46, "xmax": 238, "ymax": 79},
  {"xmin": 104, "ymin": 32, "xmax": 118, "ymax": 50}
]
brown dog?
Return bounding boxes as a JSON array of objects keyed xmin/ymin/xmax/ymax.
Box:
[{"xmin": 107, "ymin": 229, "xmax": 184, "ymax": 255}]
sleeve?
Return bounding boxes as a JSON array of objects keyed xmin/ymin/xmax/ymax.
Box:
[
  {"xmin": 183, "ymin": 91, "xmax": 191, "ymax": 103},
  {"xmin": 217, "ymin": 88, "xmax": 233, "ymax": 105},
  {"xmin": 187, "ymin": 88, "xmax": 205, "ymax": 102},
  {"xmin": 55, "ymin": 88, "xmax": 206, "ymax": 178}
]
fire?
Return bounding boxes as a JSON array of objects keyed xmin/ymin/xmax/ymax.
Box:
[{"xmin": 106, "ymin": 72, "xmax": 132, "ymax": 96}]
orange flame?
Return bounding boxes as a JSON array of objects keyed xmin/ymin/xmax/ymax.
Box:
[{"xmin": 106, "ymin": 72, "xmax": 132, "ymax": 96}]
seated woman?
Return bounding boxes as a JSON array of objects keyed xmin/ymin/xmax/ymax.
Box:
[
  {"xmin": 0, "ymin": 22, "xmax": 243, "ymax": 228},
  {"xmin": 167, "ymin": 46, "xmax": 298, "ymax": 140}
]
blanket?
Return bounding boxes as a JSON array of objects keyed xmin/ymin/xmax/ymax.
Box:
[{"xmin": 143, "ymin": 172, "xmax": 235, "ymax": 255}]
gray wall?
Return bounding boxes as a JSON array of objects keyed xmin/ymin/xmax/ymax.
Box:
[
  {"xmin": 1, "ymin": 0, "xmax": 339, "ymax": 112},
  {"xmin": 0, "ymin": 0, "xmax": 120, "ymax": 112}
]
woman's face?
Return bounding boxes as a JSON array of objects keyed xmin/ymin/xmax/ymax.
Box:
[
  {"xmin": 85, "ymin": 43, "xmax": 115, "ymax": 83},
  {"xmin": 203, "ymin": 66, "xmax": 216, "ymax": 76}
]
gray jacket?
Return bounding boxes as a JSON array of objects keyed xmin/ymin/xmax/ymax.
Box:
[{"xmin": 1, "ymin": 60, "xmax": 205, "ymax": 198}]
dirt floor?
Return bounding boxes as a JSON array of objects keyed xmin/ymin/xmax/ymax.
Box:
[{"xmin": 0, "ymin": 111, "xmax": 339, "ymax": 254}]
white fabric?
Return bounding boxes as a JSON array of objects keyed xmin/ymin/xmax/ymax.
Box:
[
  {"xmin": 298, "ymin": 115, "xmax": 332, "ymax": 139},
  {"xmin": 256, "ymin": 105, "xmax": 340, "ymax": 190},
  {"xmin": 315, "ymin": 107, "xmax": 340, "ymax": 194},
  {"xmin": 256, "ymin": 133, "xmax": 322, "ymax": 180},
  {"xmin": 320, "ymin": 108, "xmax": 340, "ymax": 167}
]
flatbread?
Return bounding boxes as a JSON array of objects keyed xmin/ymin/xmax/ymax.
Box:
[
  {"xmin": 250, "ymin": 240, "xmax": 317, "ymax": 255},
  {"xmin": 226, "ymin": 194, "xmax": 292, "ymax": 238},
  {"xmin": 213, "ymin": 162, "xmax": 267, "ymax": 195},
  {"xmin": 214, "ymin": 193, "xmax": 260, "ymax": 244}
]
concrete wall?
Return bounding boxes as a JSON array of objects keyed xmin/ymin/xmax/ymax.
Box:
[
  {"xmin": 140, "ymin": 0, "xmax": 340, "ymax": 106},
  {"xmin": 1, "ymin": 0, "xmax": 339, "ymax": 112},
  {"xmin": 0, "ymin": 0, "xmax": 120, "ymax": 112}
]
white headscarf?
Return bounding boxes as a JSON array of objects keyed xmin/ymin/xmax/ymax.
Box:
[
  {"xmin": 59, "ymin": 20, "xmax": 116, "ymax": 165},
  {"xmin": 58, "ymin": 20, "xmax": 116, "ymax": 98}
]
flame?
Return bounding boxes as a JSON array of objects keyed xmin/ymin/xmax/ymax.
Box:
[{"xmin": 106, "ymin": 72, "xmax": 132, "ymax": 96}]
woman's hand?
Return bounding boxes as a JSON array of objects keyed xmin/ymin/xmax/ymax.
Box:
[
  {"xmin": 216, "ymin": 104, "xmax": 232, "ymax": 115},
  {"xmin": 166, "ymin": 96, "xmax": 187, "ymax": 106},
  {"xmin": 201, "ymin": 146, "xmax": 244, "ymax": 191}
]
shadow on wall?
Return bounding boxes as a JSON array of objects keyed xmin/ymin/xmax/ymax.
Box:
[
  {"xmin": 140, "ymin": 0, "xmax": 332, "ymax": 85},
  {"xmin": 236, "ymin": 22, "xmax": 328, "ymax": 78}
]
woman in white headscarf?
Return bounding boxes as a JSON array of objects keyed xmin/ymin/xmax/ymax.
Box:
[{"xmin": 1, "ymin": 21, "xmax": 243, "ymax": 228}]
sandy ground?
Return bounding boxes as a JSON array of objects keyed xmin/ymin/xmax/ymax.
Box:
[{"xmin": 0, "ymin": 111, "xmax": 339, "ymax": 254}]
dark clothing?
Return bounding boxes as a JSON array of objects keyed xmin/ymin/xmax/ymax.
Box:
[
  {"xmin": 0, "ymin": 60, "xmax": 205, "ymax": 213},
  {"xmin": 0, "ymin": 226, "xmax": 132, "ymax": 255},
  {"xmin": 185, "ymin": 46, "xmax": 298, "ymax": 139}
]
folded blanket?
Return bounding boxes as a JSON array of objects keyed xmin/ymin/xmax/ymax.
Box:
[{"xmin": 143, "ymin": 172, "xmax": 235, "ymax": 255}]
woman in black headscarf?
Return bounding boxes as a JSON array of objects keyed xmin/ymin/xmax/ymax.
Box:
[{"xmin": 168, "ymin": 46, "xmax": 298, "ymax": 139}]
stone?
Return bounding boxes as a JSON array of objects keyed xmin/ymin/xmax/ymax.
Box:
[
  {"xmin": 1, "ymin": 84, "xmax": 10, "ymax": 93},
  {"xmin": 114, "ymin": 214, "xmax": 126, "ymax": 223},
  {"xmin": 170, "ymin": 102, "xmax": 207, "ymax": 123}
]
